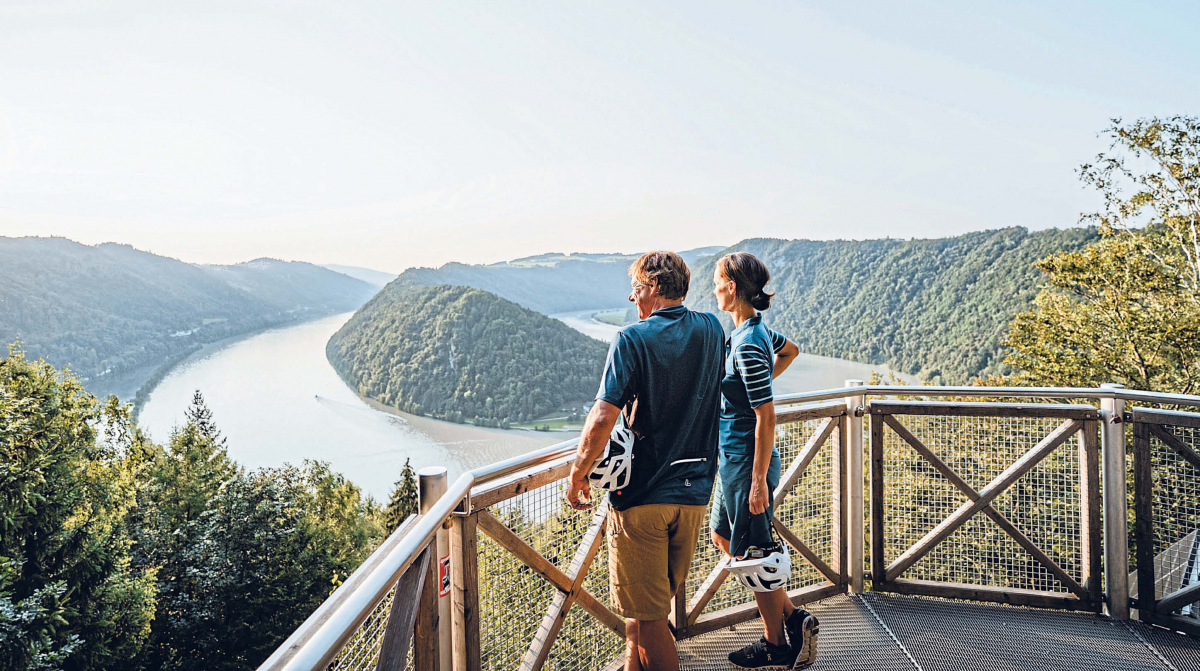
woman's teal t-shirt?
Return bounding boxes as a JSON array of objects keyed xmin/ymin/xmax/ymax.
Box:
[{"xmin": 719, "ymin": 315, "xmax": 787, "ymax": 455}]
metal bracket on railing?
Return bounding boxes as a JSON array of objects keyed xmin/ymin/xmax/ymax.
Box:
[{"xmin": 452, "ymin": 493, "xmax": 471, "ymax": 517}]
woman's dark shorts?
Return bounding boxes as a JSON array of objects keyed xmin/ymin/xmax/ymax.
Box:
[{"xmin": 709, "ymin": 449, "xmax": 782, "ymax": 558}]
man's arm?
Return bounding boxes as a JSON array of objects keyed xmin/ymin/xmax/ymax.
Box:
[{"xmin": 567, "ymin": 399, "xmax": 622, "ymax": 510}]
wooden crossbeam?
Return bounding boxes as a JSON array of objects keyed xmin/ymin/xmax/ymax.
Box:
[
  {"xmin": 520, "ymin": 501, "xmax": 609, "ymax": 671},
  {"xmin": 773, "ymin": 520, "xmax": 839, "ymax": 585},
  {"xmin": 882, "ymin": 415, "xmax": 1088, "ymax": 598},
  {"xmin": 685, "ymin": 556, "xmax": 730, "ymax": 626},
  {"xmin": 773, "ymin": 416, "xmax": 838, "ymax": 507},
  {"xmin": 1157, "ymin": 577, "xmax": 1200, "ymax": 613},
  {"xmin": 885, "ymin": 419, "xmax": 1082, "ymax": 582},
  {"xmin": 1148, "ymin": 423, "xmax": 1200, "ymax": 472},
  {"xmin": 476, "ymin": 510, "xmax": 624, "ymax": 636}
]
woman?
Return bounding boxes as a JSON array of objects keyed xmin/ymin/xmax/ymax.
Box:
[{"xmin": 709, "ymin": 252, "xmax": 818, "ymax": 670}]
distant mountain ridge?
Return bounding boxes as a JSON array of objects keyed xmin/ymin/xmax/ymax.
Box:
[
  {"xmin": 0, "ymin": 237, "xmax": 378, "ymax": 399},
  {"xmin": 397, "ymin": 246, "xmax": 724, "ymax": 314},
  {"xmin": 686, "ymin": 227, "xmax": 1099, "ymax": 384},
  {"xmin": 327, "ymin": 283, "xmax": 607, "ymax": 423}
]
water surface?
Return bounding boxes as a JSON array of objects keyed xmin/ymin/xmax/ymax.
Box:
[{"xmin": 139, "ymin": 313, "xmax": 563, "ymax": 499}]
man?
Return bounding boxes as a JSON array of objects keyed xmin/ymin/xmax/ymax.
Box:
[{"xmin": 568, "ymin": 251, "xmax": 725, "ymax": 671}]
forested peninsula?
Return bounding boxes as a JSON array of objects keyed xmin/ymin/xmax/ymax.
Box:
[
  {"xmin": 686, "ymin": 227, "xmax": 1098, "ymax": 384},
  {"xmin": 326, "ymin": 282, "xmax": 608, "ymax": 424},
  {"xmin": 0, "ymin": 237, "xmax": 378, "ymax": 400}
]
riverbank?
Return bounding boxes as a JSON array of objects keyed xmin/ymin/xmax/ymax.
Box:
[{"xmin": 355, "ymin": 393, "xmax": 573, "ymax": 466}]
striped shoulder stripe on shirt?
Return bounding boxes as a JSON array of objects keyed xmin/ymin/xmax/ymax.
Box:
[
  {"xmin": 769, "ymin": 328, "xmax": 787, "ymax": 354},
  {"xmin": 734, "ymin": 342, "xmax": 774, "ymax": 407}
]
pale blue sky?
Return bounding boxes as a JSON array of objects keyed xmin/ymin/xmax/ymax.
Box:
[{"xmin": 1, "ymin": 1, "xmax": 1197, "ymax": 272}]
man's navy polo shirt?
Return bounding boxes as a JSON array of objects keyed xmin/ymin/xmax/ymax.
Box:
[{"xmin": 595, "ymin": 304, "xmax": 725, "ymax": 511}]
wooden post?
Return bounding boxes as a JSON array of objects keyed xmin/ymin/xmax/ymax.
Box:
[
  {"xmin": 376, "ymin": 547, "xmax": 432, "ymax": 671},
  {"xmin": 414, "ymin": 547, "xmax": 441, "ymax": 671},
  {"xmin": 1100, "ymin": 384, "xmax": 1130, "ymax": 619},
  {"xmin": 1132, "ymin": 419, "xmax": 1155, "ymax": 620},
  {"xmin": 845, "ymin": 379, "xmax": 865, "ymax": 593},
  {"xmin": 451, "ymin": 513, "xmax": 481, "ymax": 671},
  {"xmin": 831, "ymin": 416, "xmax": 847, "ymax": 584},
  {"xmin": 1078, "ymin": 420, "xmax": 1103, "ymax": 607},
  {"xmin": 869, "ymin": 412, "xmax": 886, "ymax": 588},
  {"xmin": 414, "ymin": 468, "xmax": 448, "ymax": 671}
]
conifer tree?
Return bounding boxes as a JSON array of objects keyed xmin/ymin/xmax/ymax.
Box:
[{"xmin": 385, "ymin": 459, "xmax": 419, "ymax": 531}]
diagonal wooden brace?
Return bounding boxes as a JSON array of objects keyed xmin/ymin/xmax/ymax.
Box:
[
  {"xmin": 773, "ymin": 416, "xmax": 839, "ymax": 507},
  {"xmin": 883, "ymin": 415, "xmax": 1088, "ymax": 598},
  {"xmin": 520, "ymin": 501, "xmax": 609, "ymax": 671},
  {"xmin": 476, "ymin": 510, "xmax": 624, "ymax": 636},
  {"xmin": 772, "ymin": 520, "xmax": 839, "ymax": 585},
  {"xmin": 885, "ymin": 419, "xmax": 1082, "ymax": 582},
  {"xmin": 1147, "ymin": 423, "xmax": 1200, "ymax": 471}
]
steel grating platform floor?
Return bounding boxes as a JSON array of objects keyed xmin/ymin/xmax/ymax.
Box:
[{"xmin": 607, "ymin": 593, "xmax": 1200, "ymax": 671}]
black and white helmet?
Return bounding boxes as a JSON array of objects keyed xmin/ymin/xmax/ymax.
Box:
[
  {"xmin": 587, "ymin": 417, "xmax": 635, "ymax": 491},
  {"xmin": 727, "ymin": 541, "xmax": 791, "ymax": 593}
]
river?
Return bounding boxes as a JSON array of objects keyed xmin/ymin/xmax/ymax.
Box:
[{"xmin": 139, "ymin": 309, "xmax": 917, "ymax": 500}]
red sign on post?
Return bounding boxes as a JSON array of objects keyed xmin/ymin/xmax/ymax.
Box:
[{"xmin": 438, "ymin": 555, "xmax": 451, "ymax": 597}]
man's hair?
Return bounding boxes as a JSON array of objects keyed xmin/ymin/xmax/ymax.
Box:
[{"xmin": 629, "ymin": 251, "xmax": 690, "ymax": 301}]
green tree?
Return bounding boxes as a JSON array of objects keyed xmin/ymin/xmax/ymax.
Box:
[
  {"xmin": 1004, "ymin": 117, "xmax": 1200, "ymax": 392},
  {"xmin": 385, "ymin": 458, "xmax": 419, "ymax": 531},
  {"xmin": 0, "ymin": 349, "xmax": 156, "ymax": 671}
]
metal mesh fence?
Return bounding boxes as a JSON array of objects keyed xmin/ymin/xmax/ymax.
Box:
[
  {"xmin": 1147, "ymin": 423, "xmax": 1200, "ymax": 619},
  {"xmin": 478, "ymin": 481, "xmax": 623, "ymax": 671},
  {"xmin": 327, "ymin": 584, "xmax": 397, "ymax": 671},
  {"xmin": 879, "ymin": 414, "xmax": 1084, "ymax": 592},
  {"xmin": 685, "ymin": 416, "xmax": 841, "ymax": 618}
]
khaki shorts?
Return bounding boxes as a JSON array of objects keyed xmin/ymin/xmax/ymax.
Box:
[{"xmin": 607, "ymin": 503, "xmax": 707, "ymax": 621}]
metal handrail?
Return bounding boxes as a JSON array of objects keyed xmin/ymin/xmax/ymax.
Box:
[
  {"xmin": 776, "ymin": 384, "xmax": 1200, "ymax": 408},
  {"xmin": 260, "ymin": 436, "xmax": 582, "ymax": 671},
  {"xmin": 259, "ymin": 383, "xmax": 1200, "ymax": 671}
]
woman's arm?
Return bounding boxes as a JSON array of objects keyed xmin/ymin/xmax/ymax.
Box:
[
  {"xmin": 773, "ymin": 338, "xmax": 799, "ymax": 379},
  {"xmin": 748, "ymin": 401, "xmax": 776, "ymax": 515}
]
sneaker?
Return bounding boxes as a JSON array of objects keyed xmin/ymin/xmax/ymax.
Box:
[
  {"xmin": 784, "ymin": 608, "xmax": 819, "ymax": 669},
  {"xmin": 728, "ymin": 636, "xmax": 797, "ymax": 670}
]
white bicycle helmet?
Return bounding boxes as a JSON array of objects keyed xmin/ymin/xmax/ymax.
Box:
[
  {"xmin": 727, "ymin": 540, "xmax": 791, "ymax": 593},
  {"xmin": 587, "ymin": 417, "xmax": 635, "ymax": 491}
]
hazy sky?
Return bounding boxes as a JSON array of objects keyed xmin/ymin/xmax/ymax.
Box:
[{"xmin": 2, "ymin": 1, "xmax": 1198, "ymax": 272}]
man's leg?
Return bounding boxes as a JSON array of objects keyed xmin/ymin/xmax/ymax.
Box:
[
  {"xmin": 623, "ymin": 619, "xmax": 641, "ymax": 671},
  {"xmin": 609, "ymin": 506, "xmax": 678, "ymax": 671},
  {"xmin": 625, "ymin": 618, "xmax": 678, "ymax": 671}
]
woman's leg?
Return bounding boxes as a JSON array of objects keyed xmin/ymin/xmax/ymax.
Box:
[
  {"xmin": 752, "ymin": 587, "xmax": 795, "ymax": 646},
  {"xmin": 711, "ymin": 530, "xmax": 730, "ymax": 556}
]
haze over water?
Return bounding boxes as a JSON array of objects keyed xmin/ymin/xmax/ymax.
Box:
[{"xmin": 140, "ymin": 310, "xmax": 916, "ymax": 499}]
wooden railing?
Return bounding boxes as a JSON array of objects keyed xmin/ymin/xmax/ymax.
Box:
[
  {"xmin": 259, "ymin": 384, "xmax": 1200, "ymax": 671},
  {"xmin": 1132, "ymin": 408, "xmax": 1200, "ymax": 637},
  {"xmin": 867, "ymin": 401, "xmax": 1103, "ymax": 612}
]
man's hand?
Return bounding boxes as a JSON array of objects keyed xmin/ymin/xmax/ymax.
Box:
[
  {"xmin": 748, "ymin": 477, "xmax": 769, "ymax": 516},
  {"xmin": 567, "ymin": 469, "xmax": 593, "ymax": 510},
  {"xmin": 566, "ymin": 400, "xmax": 621, "ymax": 512}
]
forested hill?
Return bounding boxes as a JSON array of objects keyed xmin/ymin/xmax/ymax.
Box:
[
  {"xmin": 327, "ymin": 283, "xmax": 608, "ymax": 424},
  {"xmin": 398, "ymin": 246, "xmax": 723, "ymax": 314},
  {"xmin": 0, "ymin": 237, "xmax": 378, "ymax": 399},
  {"xmin": 686, "ymin": 227, "xmax": 1098, "ymax": 384}
]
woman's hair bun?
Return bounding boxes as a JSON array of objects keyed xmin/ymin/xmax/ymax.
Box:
[{"xmin": 750, "ymin": 291, "xmax": 772, "ymax": 311}]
